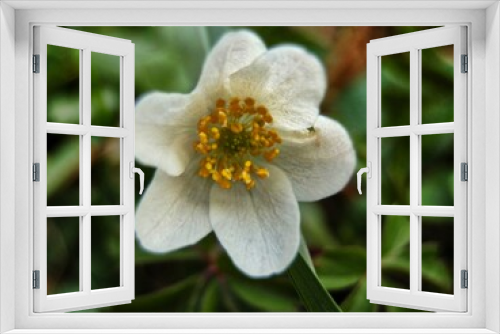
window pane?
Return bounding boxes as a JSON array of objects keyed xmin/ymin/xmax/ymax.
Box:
[
  {"xmin": 421, "ymin": 45, "xmax": 454, "ymax": 124},
  {"xmin": 381, "ymin": 136, "xmax": 410, "ymax": 205},
  {"xmin": 47, "ymin": 134, "xmax": 80, "ymax": 206},
  {"xmin": 47, "ymin": 45, "xmax": 80, "ymax": 124},
  {"xmin": 381, "ymin": 52, "xmax": 410, "ymax": 127},
  {"xmin": 421, "ymin": 133, "xmax": 454, "ymax": 206},
  {"xmin": 91, "ymin": 215, "xmax": 121, "ymax": 290},
  {"xmin": 91, "ymin": 52, "xmax": 121, "ymax": 127},
  {"xmin": 91, "ymin": 137, "xmax": 121, "ymax": 205},
  {"xmin": 47, "ymin": 217, "xmax": 80, "ymax": 295},
  {"xmin": 421, "ymin": 216, "xmax": 454, "ymax": 294},
  {"xmin": 381, "ymin": 215, "xmax": 410, "ymax": 290}
]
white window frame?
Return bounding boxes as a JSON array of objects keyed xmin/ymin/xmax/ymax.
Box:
[
  {"xmin": 33, "ymin": 26, "xmax": 136, "ymax": 313},
  {"xmin": 0, "ymin": 1, "xmax": 499, "ymax": 333},
  {"xmin": 366, "ymin": 26, "xmax": 468, "ymax": 312}
]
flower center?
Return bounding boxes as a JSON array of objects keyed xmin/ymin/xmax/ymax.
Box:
[{"xmin": 194, "ymin": 97, "xmax": 282, "ymax": 190}]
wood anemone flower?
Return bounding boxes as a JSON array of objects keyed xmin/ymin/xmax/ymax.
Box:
[{"xmin": 134, "ymin": 30, "xmax": 356, "ymax": 278}]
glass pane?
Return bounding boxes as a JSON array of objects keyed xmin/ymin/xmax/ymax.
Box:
[
  {"xmin": 47, "ymin": 217, "xmax": 80, "ymax": 294},
  {"xmin": 381, "ymin": 136, "xmax": 410, "ymax": 205},
  {"xmin": 47, "ymin": 134, "xmax": 80, "ymax": 206},
  {"xmin": 421, "ymin": 45, "xmax": 454, "ymax": 124},
  {"xmin": 91, "ymin": 52, "xmax": 121, "ymax": 127},
  {"xmin": 421, "ymin": 216, "xmax": 454, "ymax": 294},
  {"xmin": 421, "ymin": 133, "xmax": 454, "ymax": 206},
  {"xmin": 381, "ymin": 52, "xmax": 410, "ymax": 127},
  {"xmin": 47, "ymin": 45, "xmax": 80, "ymax": 124},
  {"xmin": 381, "ymin": 215, "xmax": 410, "ymax": 290},
  {"xmin": 91, "ymin": 215, "xmax": 121, "ymax": 290},
  {"xmin": 91, "ymin": 137, "xmax": 121, "ymax": 205}
]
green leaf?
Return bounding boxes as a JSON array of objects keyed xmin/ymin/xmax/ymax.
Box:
[
  {"xmin": 186, "ymin": 276, "xmax": 210, "ymax": 311},
  {"xmin": 229, "ymin": 279, "xmax": 297, "ymax": 312},
  {"xmin": 421, "ymin": 244, "xmax": 453, "ymax": 293},
  {"xmin": 381, "ymin": 215, "xmax": 410, "ymax": 259},
  {"xmin": 77, "ymin": 275, "xmax": 199, "ymax": 312},
  {"xmin": 287, "ymin": 251, "xmax": 342, "ymax": 312},
  {"xmin": 120, "ymin": 275, "xmax": 198, "ymax": 312},
  {"xmin": 315, "ymin": 246, "xmax": 366, "ymax": 290},
  {"xmin": 340, "ymin": 278, "xmax": 376, "ymax": 312},
  {"xmin": 199, "ymin": 279, "xmax": 220, "ymax": 312},
  {"xmin": 381, "ymin": 245, "xmax": 411, "ymax": 289},
  {"xmin": 47, "ymin": 138, "xmax": 80, "ymax": 197},
  {"xmin": 320, "ymin": 275, "xmax": 361, "ymax": 291},
  {"xmin": 298, "ymin": 234, "xmax": 315, "ymax": 271},
  {"xmin": 333, "ymin": 76, "xmax": 367, "ymax": 149},
  {"xmin": 299, "ymin": 202, "xmax": 336, "ymax": 247}
]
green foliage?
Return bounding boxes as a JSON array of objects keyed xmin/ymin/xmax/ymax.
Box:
[
  {"xmin": 230, "ymin": 279, "xmax": 298, "ymax": 312},
  {"xmin": 288, "ymin": 250, "xmax": 342, "ymax": 312},
  {"xmin": 46, "ymin": 26, "xmax": 455, "ymax": 313},
  {"xmin": 315, "ymin": 246, "xmax": 366, "ymax": 290}
]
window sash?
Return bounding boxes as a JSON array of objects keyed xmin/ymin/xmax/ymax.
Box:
[
  {"xmin": 32, "ymin": 25, "xmax": 136, "ymax": 313},
  {"xmin": 366, "ymin": 26, "xmax": 468, "ymax": 312}
]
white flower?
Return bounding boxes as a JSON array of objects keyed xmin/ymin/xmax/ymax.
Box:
[{"xmin": 135, "ymin": 30, "xmax": 356, "ymax": 278}]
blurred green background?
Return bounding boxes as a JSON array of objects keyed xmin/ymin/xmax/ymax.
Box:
[{"xmin": 46, "ymin": 26, "xmax": 455, "ymax": 312}]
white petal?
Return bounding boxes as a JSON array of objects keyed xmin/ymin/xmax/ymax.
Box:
[
  {"xmin": 196, "ymin": 30, "xmax": 266, "ymax": 99},
  {"xmin": 209, "ymin": 165, "xmax": 300, "ymax": 277},
  {"xmin": 229, "ymin": 46, "xmax": 326, "ymax": 130},
  {"xmin": 274, "ymin": 115, "xmax": 356, "ymax": 202},
  {"xmin": 135, "ymin": 92, "xmax": 200, "ymax": 176},
  {"xmin": 135, "ymin": 164, "xmax": 212, "ymax": 253}
]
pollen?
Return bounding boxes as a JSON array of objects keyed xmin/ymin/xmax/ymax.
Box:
[{"xmin": 194, "ymin": 97, "xmax": 282, "ymax": 190}]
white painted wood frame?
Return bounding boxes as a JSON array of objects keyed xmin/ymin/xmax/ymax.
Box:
[
  {"xmin": 0, "ymin": 1, "xmax": 498, "ymax": 333},
  {"xmin": 32, "ymin": 26, "xmax": 135, "ymax": 313},
  {"xmin": 366, "ymin": 26, "xmax": 468, "ymax": 312}
]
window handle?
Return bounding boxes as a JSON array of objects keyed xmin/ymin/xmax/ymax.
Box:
[
  {"xmin": 357, "ymin": 162, "xmax": 371, "ymax": 195},
  {"xmin": 129, "ymin": 162, "xmax": 144, "ymax": 195}
]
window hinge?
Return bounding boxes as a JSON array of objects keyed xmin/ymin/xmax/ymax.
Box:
[
  {"xmin": 461, "ymin": 270, "xmax": 468, "ymax": 289},
  {"xmin": 461, "ymin": 162, "xmax": 468, "ymax": 181},
  {"xmin": 33, "ymin": 270, "xmax": 40, "ymax": 289},
  {"xmin": 33, "ymin": 54, "xmax": 40, "ymax": 73},
  {"xmin": 461, "ymin": 54, "xmax": 468, "ymax": 73},
  {"xmin": 33, "ymin": 163, "xmax": 40, "ymax": 182}
]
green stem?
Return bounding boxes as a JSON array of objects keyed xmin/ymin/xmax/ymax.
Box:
[{"xmin": 287, "ymin": 238, "xmax": 342, "ymax": 312}]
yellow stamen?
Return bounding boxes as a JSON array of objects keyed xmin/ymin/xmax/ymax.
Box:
[
  {"xmin": 230, "ymin": 123, "xmax": 243, "ymax": 134},
  {"xmin": 246, "ymin": 179, "xmax": 256, "ymax": 190},
  {"xmin": 219, "ymin": 178, "xmax": 232, "ymax": 189},
  {"xmin": 264, "ymin": 148, "xmax": 280, "ymax": 162},
  {"xmin": 211, "ymin": 127, "xmax": 220, "ymax": 139},
  {"xmin": 212, "ymin": 171, "xmax": 221, "ymax": 182},
  {"xmin": 199, "ymin": 132, "xmax": 208, "ymax": 144},
  {"xmin": 221, "ymin": 168, "xmax": 232, "ymax": 180},
  {"xmin": 255, "ymin": 168, "xmax": 270, "ymax": 179},
  {"xmin": 193, "ymin": 97, "xmax": 282, "ymax": 190}
]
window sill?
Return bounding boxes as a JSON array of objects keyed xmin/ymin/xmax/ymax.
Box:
[{"xmin": 3, "ymin": 329, "xmax": 497, "ymax": 334}]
